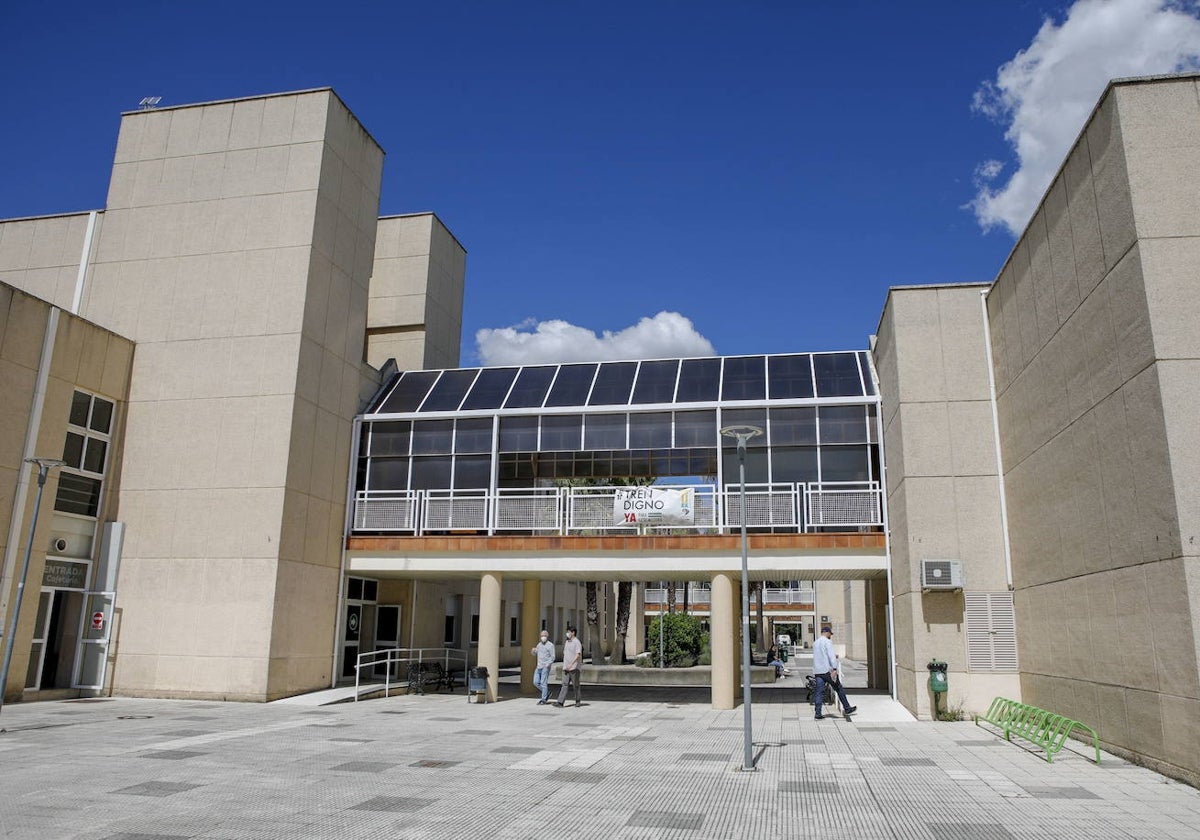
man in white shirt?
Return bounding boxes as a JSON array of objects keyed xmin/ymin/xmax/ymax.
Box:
[
  {"xmin": 812, "ymin": 626, "xmax": 855, "ymax": 720},
  {"xmin": 531, "ymin": 629, "xmax": 555, "ymax": 705},
  {"xmin": 554, "ymin": 626, "xmax": 583, "ymax": 707}
]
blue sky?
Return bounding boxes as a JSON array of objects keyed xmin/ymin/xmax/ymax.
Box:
[{"xmin": 3, "ymin": 1, "xmax": 1199, "ymax": 366}]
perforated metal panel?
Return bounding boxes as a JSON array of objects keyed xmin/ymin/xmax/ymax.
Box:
[{"xmin": 965, "ymin": 592, "xmax": 1018, "ymax": 672}]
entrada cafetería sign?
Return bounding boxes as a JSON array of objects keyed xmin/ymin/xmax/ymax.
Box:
[{"xmin": 612, "ymin": 487, "xmax": 695, "ymax": 526}]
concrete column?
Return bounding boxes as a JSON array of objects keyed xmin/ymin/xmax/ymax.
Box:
[
  {"xmin": 478, "ymin": 573, "xmax": 502, "ymax": 702},
  {"xmin": 519, "ymin": 579, "xmax": 542, "ymax": 696},
  {"xmin": 710, "ymin": 573, "xmax": 740, "ymax": 710},
  {"xmin": 626, "ymin": 583, "xmax": 645, "ymax": 659}
]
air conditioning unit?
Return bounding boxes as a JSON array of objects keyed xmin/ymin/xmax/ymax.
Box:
[{"xmin": 921, "ymin": 559, "xmax": 964, "ymax": 591}]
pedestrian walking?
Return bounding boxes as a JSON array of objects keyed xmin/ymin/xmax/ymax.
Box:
[
  {"xmin": 531, "ymin": 629, "xmax": 555, "ymax": 705},
  {"xmin": 812, "ymin": 626, "xmax": 855, "ymax": 720},
  {"xmin": 554, "ymin": 626, "xmax": 583, "ymax": 707}
]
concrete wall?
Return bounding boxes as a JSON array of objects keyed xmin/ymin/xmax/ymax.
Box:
[
  {"xmin": 0, "ymin": 284, "xmax": 133, "ymax": 702},
  {"xmin": 874, "ymin": 283, "xmax": 1019, "ymax": 720},
  {"xmin": 368, "ymin": 213, "xmax": 465, "ymax": 371},
  {"xmin": 0, "ymin": 214, "xmax": 94, "ymax": 310},
  {"xmin": 987, "ymin": 76, "xmax": 1200, "ymax": 784}
]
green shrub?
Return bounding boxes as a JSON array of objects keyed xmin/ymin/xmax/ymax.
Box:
[
  {"xmin": 697, "ymin": 634, "xmax": 712, "ymax": 666},
  {"xmin": 646, "ymin": 613, "xmax": 704, "ymax": 667}
]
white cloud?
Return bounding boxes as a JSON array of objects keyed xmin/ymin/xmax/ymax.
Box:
[
  {"xmin": 970, "ymin": 0, "xmax": 1200, "ymax": 235},
  {"xmin": 475, "ymin": 311, "xmax": 716, "ymax": 366}
]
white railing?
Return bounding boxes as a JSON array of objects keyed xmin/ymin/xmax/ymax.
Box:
[
  {"xmin": 762, "ymin": 588, "xmax": 816, "ymax": 606},
  {"xmin": 351, "ymin": 482, "xmax": 883, "ymax": 537},
  {"xmin": 354, "ymin": 647, "xmax": 468, "ymax": 700},
  {"xmin": 644, "ymin": 585, "xmax": 714, "ymax": 605}
]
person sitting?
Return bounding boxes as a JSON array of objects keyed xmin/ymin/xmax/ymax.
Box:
[{"xmin": 768, "ymin": 644, "xmax": 787, "ymax": 677}]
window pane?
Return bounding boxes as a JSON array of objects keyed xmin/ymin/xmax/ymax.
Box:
[
  {"xmin": 504, "ymin": 366, "xmax": 557, "ymax": 408},
  {"xmin": 410, "ymin": 456, "xmax": 452, "ymax": 489},
  {"xmin": 378, "ymin": 371, "xmax": 440, "ymax": 413},
  {"xmin": 819, "ymin": 405, "xmax": 868, "ymax": 444},
  {"xmin": 90, "ymin": 398, "xmax": 114, "ymax": 434},
  {"xmin": 584, "ymin": 414, "xmax": 627, "ymax": 449},
  {"xmin": 768, "ymin": 354, "xmax": 815, "ymax": 399},
  {"xmin": 629, "ymin": 412, "xmax": 672, "ymax": 449},
  {"xmin": 461, "ymin": 367, "xmax": 518, "ymax": 410},
  {"xmin": 722, "ymin": 448, "xmax": 769, "ymax": 484},
  {"xmin": 858, "ymin": 352, "xmax": 877, "ymax": 396},
  {"xmin": 674, "ymin": 410, "xmax": 716, "ymax": 447},
  {"xmin": 83, "ymin": 438, "xmax": 107, "ymax": 474},
  {"xmin": 369, "ymin": 421, "xmax": 411, "ymax": 456},
  {"xmin": 771, "ymin": 446, "xmax": 819, "ymax": 483},
  {"xmin": 820, "ymin": 447, "xmax": 870, "ymax": 481},
  {"xmin": 498, "ymin": 416, "xmax": 538, "ymax": 451},
  {"xmin": 62, "ymin": 432, "xmax": 84, "ymax": 469},
  {"xmin": 631, "ymin": 359, "xmax": 680, "ymax": 404},
  {"xmin": 721, "ymin": 356, "xmax": 766, "ymax": 401},
  {"xmin": 69, "ymin": 391, "xmax": 90, "ymax": 427},
  {"xmin": 813, "ymin": 353, "xmax": 864, "ymax": 397},
  {"xmin": 53, "ymin": 473, "xmax": 102, "ymax": 517},
  {"xmin": 721, "ymin": 408, "xmax": 767, "ymax": 446},
  {"xmin": 675, "ymin": 358, "xmax": 720, "ymax": 403},
  {"xmin": 770, "ymin": 407, "xmax": 817, "ymax": 445},
  {"xmin": 412, "ymin": 420, "xmax": 454, "ymax": 454},
  {"xmin": 453, "ymin": 455, "xmax": 491, "ymax": 489},
  {"xmin": 420, "ymin": 369, "xmax": 479, "ymax": 412},
  {"xmin": 454, "ymin": 417, "xmax": 493, "ymax": 454},
  {"xmin": 540, "ymin": 415, "xmax": 582, "ymax": 451},
  {"xmin": 545, "ymin": 364, "xmax": 598, "ymax": 407},
  {"xmin": 367, "ymin": 458, "xmax": 410, "ymax": 491},
  {"xmin": 588, "ymin": 362, "xmax": 637, "ymax": 406}
]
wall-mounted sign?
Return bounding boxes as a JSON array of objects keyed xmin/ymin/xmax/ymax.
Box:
[
  {"xmin": 42, "ymin": 559, "xmax": 89, "ymax": 590},
  {"xmin": 612, "ymin": 487, "xmax": 695, "ymax": 526}
]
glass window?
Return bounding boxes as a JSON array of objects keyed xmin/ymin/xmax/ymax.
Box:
[
  {"xmin": 69, "ymin": 391, "xmax": 90, "ymax": 427},
  {"xmin": 819, "ymin": 406, "xmax": 868, "ymax": 444},
  {"xmin": 768, "ymin": 354, "xmax": 815, "ymax": 399},
  {"xmin": 367, "ymin": 457, "xmax": 409, "ymax": 491},
  {"xmin": 454, "ymin": 417, "xmax": 493, "ymax": 454},
  {"xmin": 498, "ymin": 416, "xmax": 539, "ymax": 451},
  {"xmin": 584, "ymin": 414, "xmax": 627, "ymax": 449},
  {"xmin": 674, "ymin": 410, "xmax": 716, "ymax": 447},
  {"xmin": 675, "ymin": 358, "xmax": 721, "ymax": 403},
  {"xmin": 858, "ymin": 352, "xmax": 877, "ymax": 396},
  {"xmin": 722, "ymin": 448, "xmax": 769, "ymax": 485},
  {"xmin": 629, "ymin": 412, "xmax": 672, "ymax": 449},
  {"xmin": 631, "ymin": 359, "xmax": 680, "ymax": 404},
  {"xmin": 378, "ymin": 371, "xmax": 440, "ymax": 413},
  {"xmin": 770, "ymin": 446, "xmax": 819, "ymax": 483},
  {"xmin": 90, "ymin": 398, "xmax": 114, "ymax": 434},
  {"xmin": 410, "ymin": 456, "xmax": 452, "ymax": 489},
  {"xmin": 545, "ymin": 364, "xmax": 598, "ymax": 407},
  {"xmin": 461, "ymin": 367, "xmax": 518, "ymax": 410},
  {"xmin": 721, "ymin": 356, "xmax": 766, "ymax": 401},
  {"xmin": 813, "ymin": 353, "xmax": 865, "ymax": 397},
  {"xmin": 62, "ymin": 432, "xmax": 85, "ymax": 469},
  {"xmin": 368, "ymin": 421, "xmax": 410, "ymax": 456},
  {"xmin": 588, "ymin": 362, "xmax": 637, "ymax": 406},
  {"xmin": 540, "ymin": 415, "xmax": 582, "ymax": 451},
  {"xmin": 53, "ymin": 473, "xmax": 102, "ymax": 517},
  {"xmin": 412, "ymin": 420, "xmax": 454, "ymax": 454},
  {"xmin": 453, "ymin": 455, "xmax": 491, "ymax": 489},
  {"xmin": 770, "ymin": 407, "xmax": 817, "ymax": 445},
  {"xmin": 721, "ymin": 408, "xmax": 768, "ymax": 447},
  {"xmin": 83, "ymin": 438, "xmax": 107, "ymax": 474},
  {"xmin": 820, "ymin": 446, "xmax": 870, "ymax": 482},
  {"xmin": 419, "ymin": 369, "xmax": 479, "ymax": 412},
  {"xmin": 503, "ymin": 366, "xmax": 557, "ymax": 408}
]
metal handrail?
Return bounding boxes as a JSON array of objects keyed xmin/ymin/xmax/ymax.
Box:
[{"xmin": 354, "ymin": 647, "xmax": 469, "ymax": 700}]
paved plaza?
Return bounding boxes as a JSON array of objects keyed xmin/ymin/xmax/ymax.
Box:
[{"xmin": 1, "ymin": 673, "xmax": 1198, "ymax": 840}]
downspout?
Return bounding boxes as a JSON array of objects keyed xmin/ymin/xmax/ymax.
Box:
[
  {"xmin": 70, "ymin": 211, "xmax": 100, "ymax": 314},
  {"xmin": 865, "ymin": 348, "xmax": 898, "ymax": 700},
  {"xmin": 979, "ymin": 289, "xmax": 1014, "ymax": 590}
]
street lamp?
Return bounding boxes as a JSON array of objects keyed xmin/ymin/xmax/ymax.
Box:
[
  {"xmin": 720, "ymin": 424, "xmax": 762, "ymax": 772},
  {"xmin": 0, "ymin": 457, "xmax": 65, "ymax": 719}
]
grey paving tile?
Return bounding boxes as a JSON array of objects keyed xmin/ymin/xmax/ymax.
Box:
[
  {"xmin": 113, "ymin": 781, "xmax": 203, "ymax": 797},
  {"xmin": 680, "ymin": 752, "xmax": 731, "ymax": 761},
  {"xmin": 410, "ymin": 759, "xmax": 460, "ymax": 768},
  {"xmin": 459, "ymin": 729, "xmax": 499, "ymax": 735},
  {"xmin": 1022, "ymin": 786, "xmax": 1102, "ymax": 799},
  {"xmin": 880, "ymin": 756, "xmax": 937, "ymax": 767},
  {"xmin": 929, "ymin": 825, "xmax": 1015, "ymax": 840},
  {"xmin": 491, "ymin": 745, "xmax": 541, "ymax": 754},
  {"xmin": 157, "ymin": 729, "xmax": 213, "ymax": 738},
  {"xmin": 554, "ymin": 771, "xmax": 606, "ymax": 784},
  {"xmin": 626, "ymin": 810, "xmax": 704, "ymax": 830},
  {"xmin": 138, "ymin": 750, "xmax": 207, "ymax": 760},
  {"xmin": 331, "ymin": 761, "xmax": 397, "ymax": 773},
  {"xmin": 350, "ymin": 795, "xmax": 436, "ymax": 813},
  {"xmin": 101, "ymin": 834, "xmax": 189, "ymax": 840},
  {"xmin": 780, "ymin": 780, "xmax": 839, "ymax": 793}
]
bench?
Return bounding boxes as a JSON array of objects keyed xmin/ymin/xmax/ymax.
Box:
[
  {"xmin": 974, "ymin": 697, "xmax": 1100, "ymax": 763},
  {"xmin": 406, "ymin": 661, "xmax": 459, "ymax": 695}
]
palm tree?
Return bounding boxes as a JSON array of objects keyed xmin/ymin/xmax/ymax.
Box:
[
  {"xmin": 615, "ymin": 581, "xmax": 633, "ymax": 664},
  {"xmin": 585, "ymin": 581, "xmax": 604, "ymax": 664}
]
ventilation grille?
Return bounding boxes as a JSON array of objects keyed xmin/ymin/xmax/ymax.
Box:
[{"xmin": 965, "ymin": 592, "xmax": 1018, "ymax": 672}]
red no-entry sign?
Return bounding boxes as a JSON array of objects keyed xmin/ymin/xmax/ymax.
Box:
[{"xmin": 91, "ymin": 611, "xmax": 105, "ymax": 631}]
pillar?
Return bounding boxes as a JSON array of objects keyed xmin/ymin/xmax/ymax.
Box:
[
  {"xmin": 478, "ymin": 573, "xmax": 502, "ymax": 702},
  {"xmin": 710, "ymin": 573, "xmax": 741, "ymax": 710},
  {"xmin": 519, "ymin": 579, "xmax": 542, "ymax": 696},
  {"xmin": 626, "ymin": 582, "xmax": 645, "ymax": 659}
]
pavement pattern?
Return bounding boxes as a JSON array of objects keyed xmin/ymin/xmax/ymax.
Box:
[{"xmin": 1, "ymin": 673, "xmax": 1198, "ymax": 840}]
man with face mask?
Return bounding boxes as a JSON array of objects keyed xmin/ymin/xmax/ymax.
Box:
[
  {"xmin": 531, "ymin": 629, "xmax": 555, "ymax": 705},
  {"xmin": 554, "ymin": 626, "xmax": 583, "ymax": 707}
]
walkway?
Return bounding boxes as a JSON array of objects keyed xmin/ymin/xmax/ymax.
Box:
[{"xmin": 0, "ymin": 685, "xmax": 1197, "ymax": 839}]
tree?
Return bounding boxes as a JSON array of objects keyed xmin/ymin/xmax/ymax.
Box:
[
  {"xmin": 614, "ymin": 581, "xmax": 633, "ymax": 664},
  {"xmin": 754, "ymin": 581, "xmax": 767, "ymax": 652},
  {"xmin": 647, "ymin": 612, "xmax": 704, "ymax": 667},
  {"xmin": 585, "ymin": 581, "xmax": 604, "ymax": 664}
]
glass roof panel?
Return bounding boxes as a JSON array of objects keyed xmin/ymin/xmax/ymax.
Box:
[
  {"xmin": 377, "ymin": 371, "xmax": 440, "ymax": 413},
  {"xmin": 503, "ymin": 366, "xmax": 557, "ymax": 408},
  {"xmin": 630, "ymin": 359, "xmax": 680, "ymax": 404},
  {"xmin": 675, "ymin": 358, "xmax": 721, "ymax": 403},
  {"xmin": 588, "ymin": 361, "xmax": 638, "ymax": 406},
  {"xmin": 545, "ymin": 364, "xmax": 598, "ymax": 407},
  {"xmin": 768, "ymin": 354, "xmax": 815, "ymax": 399},
  {"xmin": 461, "ymin": 367, "xmax": 519, "ymax": 410},
  {"xmin": 858, "ymin": 352, "xmax": 877, "ymax": 395},
  {"xmin": 419, "ymin": 369, "xmax": 480, "ymax": 412},
  {"xmin": 813, "ymin": 353, "xmax": 865, "ymax": 397},
  {"xmin": 721, "ymin": 356, "xmax": 766, "ymax": 401}
]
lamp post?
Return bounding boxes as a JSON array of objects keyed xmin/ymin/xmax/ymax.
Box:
[
  {"xmin": 0, "ymin": 457, "xmax": 65, "ymax": 719},
  {"xmin": 720, "ymin": 424, "xmax": 762, "ymax": 772}
]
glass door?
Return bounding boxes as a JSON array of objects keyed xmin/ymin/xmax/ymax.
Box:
[
  {"xmin": 72, "ymin": 591, "xmax": 116, "ymax": 690},
  {"xmin": 24, "ymin": 591, "xmax": 53, "ymax": 689},
  {"xmin": 373, "ymin": 605, "xmax": 401, "ymax": 679}
]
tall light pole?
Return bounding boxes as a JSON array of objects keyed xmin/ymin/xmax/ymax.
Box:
[
  {"xmin": 0, "ymin": 457, "xmax": 65, "ymax": 719},
  {"xmin": 720, "ymin": 425, "xmax": 762, "ymax": 772}
]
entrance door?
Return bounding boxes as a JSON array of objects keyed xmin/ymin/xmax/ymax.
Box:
[
  {"xmin": 73, "ymin": 591, "xmax": 116, "ymax": 690},
  {"xmin": 374, "ymin": 605, "xmax": 401, "ymax": 679},
  {"xmin": 25, "ymin": 591, "xmax": 53, "ymax": 689}
]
